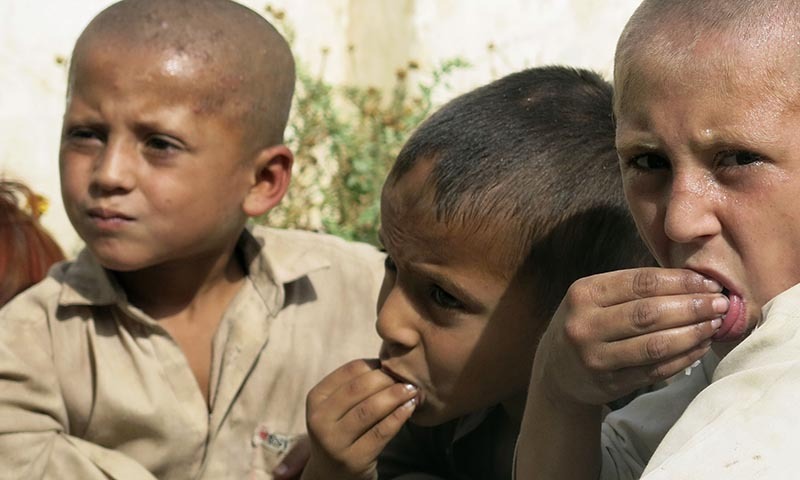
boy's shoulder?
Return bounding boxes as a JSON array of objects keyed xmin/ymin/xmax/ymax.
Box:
[
  {"xmin": 0, "ymin": 247, "xmax": 123, "ymax": 330},
  {"xmin": 0, "ymin": 261, "xmax": 73, "ymax": 327},
  {"xmin": 248, "ymin": 225, "xmax": 385, "ymax": 276}
]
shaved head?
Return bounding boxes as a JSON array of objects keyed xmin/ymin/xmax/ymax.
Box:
[
  {"xmin": 69, "ymin": 0, "xmax": 295, "ymax": 147},
  {"xmin": 614, "ymin": 0, "xmax": 800, "ymax": 113}
]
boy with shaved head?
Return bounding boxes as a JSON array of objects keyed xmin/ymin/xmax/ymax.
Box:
[
  {"xmin": 0, "ymin": 1, "xmax": 383, "ymax": 479},
  {"xmin": 516, "ymin": 0, "xmax": 800, "ymax": 479}
]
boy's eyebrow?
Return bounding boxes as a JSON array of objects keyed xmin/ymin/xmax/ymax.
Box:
[
  {"xmin": 131, "ymin": 120, "xmax": 190, "ymax": 142},
  {"xmin": 615, "ymin": 128, "xmax": 660, "ymax": 153},
  {"xmin": 407, "ymin": 262, "xmax": 485, "ymax": 311},
  {"xmin": 379, "ymin": 229, "xmax": 487, "ymax": 309}
]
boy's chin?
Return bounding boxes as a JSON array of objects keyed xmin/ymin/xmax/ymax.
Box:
[
  {"xmin": 406, "ymin": 403, "xmax": 461, "ymax": 428},
  {"xmin": 88, "ymin": 247, "xmax": 157, "ymax": 273},
  {"xmin": 90, "ymin": 251, "xmax": 148, "ymax": 272}
]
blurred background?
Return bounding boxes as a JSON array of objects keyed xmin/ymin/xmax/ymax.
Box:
[{"xmin": 0, "ymin": 0, "xmax": 642, "ymax": 255}]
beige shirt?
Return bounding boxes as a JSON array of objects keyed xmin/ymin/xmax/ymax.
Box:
[{"xmin": 0, "ymin": 226, "xmax": 384, "ymax": 480}]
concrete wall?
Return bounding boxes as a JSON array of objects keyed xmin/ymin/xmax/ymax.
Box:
[{"xmin": 0, "ymin": 0, "xmax": 641, "ymax": 255}]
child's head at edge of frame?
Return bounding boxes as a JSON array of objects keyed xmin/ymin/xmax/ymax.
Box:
[
  {"xmin": 613, "ymin": 0, "xmax": 800, "ymax": 356},
  {"xmin": 0, "ymin": 180, "xmax": 66, "ymax": 306},
  {"xmin": 58, "ymin": 0, "xmax": 295, "ymax": 298},
  {"xmin": 377, "ymin": 65, "xmax": 655, "ymax": 427}
]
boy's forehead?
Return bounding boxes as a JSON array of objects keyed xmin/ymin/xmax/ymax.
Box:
[
  {"xmin": 382, "ymin": 160, "xmax": 527, "ymax": 279},
  {"xmin": 616, "ymin": 21, "xmax": 800, "ymax": 114},
  {"xmin": 76, "ymin": 28, "xmax": 222, "ymax": 80},
  {"xmin": 67, "ymin": 0, "xmax": 295, "ymax": 146},
  {"xmin": 69, "ymin": 31, "xmax": 254, "ymax": 122}
]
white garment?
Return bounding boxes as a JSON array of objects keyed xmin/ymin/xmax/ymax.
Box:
[{"xmin": 640, "ymin": 282, "xmax": 800, "ymax": 479}]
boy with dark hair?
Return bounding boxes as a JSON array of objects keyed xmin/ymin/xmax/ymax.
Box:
[
  {"xmin": 299, "ymin": 66, "xmax": 654, "ymax": 480},
  {"xmin": 0, "ymin": 1, "xmax": 383, "ymax": 478},
  {"xmin": 517, "ymin": 1, "xmax": 800, "ymax": 479}
]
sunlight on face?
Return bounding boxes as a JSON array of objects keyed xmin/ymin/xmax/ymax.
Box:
[
  {"xmin": 60, "ymin": 42, "xmax": 254, "ymax": 273},
  {"xmin": 615, "ymin": 34, "xmax": 800, "ymax": 348}
]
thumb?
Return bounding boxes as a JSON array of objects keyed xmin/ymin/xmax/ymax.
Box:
[{"xmin": 273, "ymin": 434, "xmax": 311, "ymax": 480}]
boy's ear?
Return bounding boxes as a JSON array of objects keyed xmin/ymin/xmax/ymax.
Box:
[{"xmin": 242, "ymin": 144, "xmax": 293, "ymax": 217}]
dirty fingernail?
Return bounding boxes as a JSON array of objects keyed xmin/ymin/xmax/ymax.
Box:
[
  {"xmin": 704, "ymin": 278, "xmax": 722, "ymax": 292},
  {"xmin": 712, "ymin": 296, "xmax": 729, "ymax": 313}
]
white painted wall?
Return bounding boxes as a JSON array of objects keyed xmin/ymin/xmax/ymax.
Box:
[{"xmin": 0, "ymin": 0, "xmax": 642, "ymax": 256}]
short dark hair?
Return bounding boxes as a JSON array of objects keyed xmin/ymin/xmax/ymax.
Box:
[{"xmin": 386, "ymin": 66, "xmax": 654, "ymax": 317}]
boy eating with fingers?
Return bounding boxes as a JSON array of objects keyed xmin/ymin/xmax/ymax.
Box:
[
  {"xmin": 0, "ymin": 1, "xmax": 384, "ymax": 478},
  {"xmin": 300, "ymin": 66, "xmax": 655, "ymax": 480},
  {"xmin": 517, "ymin": 1, "xmax": 800, "ymax": 479}
]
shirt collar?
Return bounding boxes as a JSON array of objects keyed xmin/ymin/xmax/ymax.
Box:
[
  {"xmin": 237, "ymin": 225, "xmax": 332, "ymax": 315},
  {"xmin": 57, "ymin": 226, "xmax": 332, "ymax": 316},
  {"xmin": 58, "ymin": 248, "xmax": 121, "ymax": 306}
]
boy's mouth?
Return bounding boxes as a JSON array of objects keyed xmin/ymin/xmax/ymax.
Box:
[
  {"xmin": 380, "ymin": 363, "xmax": 424, "ymax": 406},
  {"xmin": 88, "ymin": 207, "xmax": 134, "ymax": 221},
  {"xmin": 712, "ymin": 286, "xmax": 748, "ymax": 342},
  {"xmin": 86, "ymin": 207, "xmax": 134, "ymax": 230}
]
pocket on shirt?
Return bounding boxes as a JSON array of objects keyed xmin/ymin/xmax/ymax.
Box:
[{"xmin": 248, "ymin": 422, "xmax": 303, "ymax": 479}]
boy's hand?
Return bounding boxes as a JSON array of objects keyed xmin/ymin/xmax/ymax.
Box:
[
  {"xmin": 301, "ymin": 359, "xmax": 418, "ymax": 480},
  {"xmin": 534, "ymin": 268, "xmax": 725, "ymax": 408},
  {"xmin": 273, "ymin": 435, "xmax": 310, "ymax": 480}
]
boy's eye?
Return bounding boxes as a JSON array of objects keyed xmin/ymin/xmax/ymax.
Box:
[
  {"xmin": 629, "ymin": 153, "xmax": 670, "ymax": 170},
  {"xmin": 66, "ymin": 127, "xmax": 104, "ymax": 143},
  {"xmin": 430, "ymin": 285, "xmax": 464, "ymax": 310},
  {"xmin": 716, "ymin": 150, "xmax": 763, "ymax": 167},
  {"xmin": 145, "ymin": 135, "xmax": 182, "ymax": 152}
]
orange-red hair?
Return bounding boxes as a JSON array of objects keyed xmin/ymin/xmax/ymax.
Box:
[{"xmin": 0, "ymin": 180, "xmax": 65, "ymax": 306}]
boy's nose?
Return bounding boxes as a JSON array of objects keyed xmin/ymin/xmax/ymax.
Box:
[
  {"xmin": 375, "ymin": 287, "xmax": 420, "ymax": 353},
  {"xmin": 663, "ymin": 170, "xmax": 721, "ymax": 244},
  {"xmin": 91, "ymin": 140, "xmax": 137, "ymax": 194}
]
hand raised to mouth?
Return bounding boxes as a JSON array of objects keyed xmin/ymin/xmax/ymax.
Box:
[{"xmin": 302, "ymin": 358, "xmax": 418, "ymax": 480}]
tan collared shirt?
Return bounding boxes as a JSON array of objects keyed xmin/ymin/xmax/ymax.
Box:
[{"xmin": 0, "ymin": 226, "xmax": 384, "ymax": 480}]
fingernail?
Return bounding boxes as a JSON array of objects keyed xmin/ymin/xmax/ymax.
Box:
[
  {"xmin": 704, "ymin": 278, "xmax": 723, "ymax": 292},
  {"xmin": 701, "ymin": 338, "xmax": 713, "ymax": 348},
  {"xmin": 711, "ymin": 317, "xmax": 722, "ymax": 330},
  {"xmin": 274, "ymin": 463, "xmax": 289, "ymax": 476},
  {"xmin": 712, "ymin": 296, "xmax": 729, "ymax": 313},
  {"xmin": 402, "ymin": 398, "xmax": 417, "ymax": 409},
  {"xmin": 404, "ymin": 383, "xmax": 417, "ymax": 393}
]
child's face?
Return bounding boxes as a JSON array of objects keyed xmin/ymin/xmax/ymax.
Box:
[
  {"xmin": 615, "ymin": 36, "xmax": 800, "ymax": 347},
  {"xmin": 60, "ymin": 41, "xmax": 256, "ymax": 271},
  {"xmin": 377, "ymin": 160, "xmax": 543, "ymax": 427}
]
